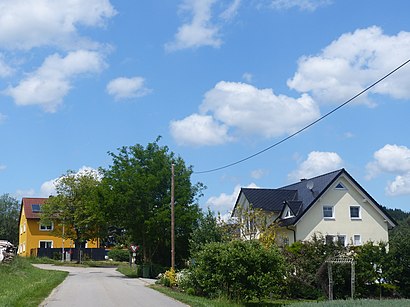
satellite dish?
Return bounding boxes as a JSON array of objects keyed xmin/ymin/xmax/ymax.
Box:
[{"xmin": 306, "ymin": 181, "xmax": 314, "ymax": 190}]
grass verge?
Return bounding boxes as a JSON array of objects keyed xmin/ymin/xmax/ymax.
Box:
[
  {"xmin": 150, "ymin": 285, "xmax": 305, "ymax": 306},
  {"xmin": 287, "ymin": 299, "xmax": 410, "ymax": 307},
  {"xmin": 0, "ymin": 257, "xmax": 68, "ymax": 307},
  {"xmin": 117, "ymin": 264, "xmax": 141, "ymax": 278}
]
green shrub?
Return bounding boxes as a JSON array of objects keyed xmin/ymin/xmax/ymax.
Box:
[
  {"xmin": 189, "ymin": 240, "xmax": 286, "ymax": 301},
  {"xmin": 107, "ymin": 248, "xmax": 130, "ymax": 262}
]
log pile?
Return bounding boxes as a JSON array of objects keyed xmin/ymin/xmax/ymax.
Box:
[{"xmin": 0, "ymin": 240, "xmax": 15, "ymax": 263}]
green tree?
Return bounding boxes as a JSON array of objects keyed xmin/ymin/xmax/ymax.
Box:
[
  {"xmin": 189, "ymin": 208, "xmax": 226, "ymax": 255},
  {"xmin": 101, "ymin": 138, "xmax": 204, "ymax": 266},
  {"xmin": 0, "ymin": 194, "xmax": 20, "ymax": 245},
  {"xmin": 40, "ymin": 169, "xmax": 106, "ymax": 260},
  {"xmin": 386, "ymin": 216, "xmax": 410, "ymax": 297}
]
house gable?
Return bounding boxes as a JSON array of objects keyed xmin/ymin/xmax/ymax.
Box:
[{"xmin": 231, "ymin": 169, "xmax": 397, "ymax": 246}]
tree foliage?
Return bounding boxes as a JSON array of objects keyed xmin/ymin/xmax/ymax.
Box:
[
  {"xmin": 0, "ymin": 194, "xmax": 19, "ymax": 245},
  {"xmin": 40, "ymin": 169, "xmax": 106, "ymax": 249},
  {"xmin": 101, "ymin": 138, "xmax": 204, "ymax": 266},
  {"xmin": 189, "ymin": 240, "xmax": 286, "ymax": 301},
  {"xmin": 189, "ymin": 208, "xmax": 227, "ymax": 255}
]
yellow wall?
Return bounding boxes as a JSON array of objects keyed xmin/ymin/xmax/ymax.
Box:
[{"xmin": 18, "ymin": 208, "xmax": 99, "ymax": 257}]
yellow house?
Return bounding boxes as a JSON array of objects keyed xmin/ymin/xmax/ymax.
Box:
[{"xmin": 18, "ymin": 197, "xmax": 99, "ymax": 257}]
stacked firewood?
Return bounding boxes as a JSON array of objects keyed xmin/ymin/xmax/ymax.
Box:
[{"xmin": 0, "ymin": 240, "xmax": 15, "ymax": 263}]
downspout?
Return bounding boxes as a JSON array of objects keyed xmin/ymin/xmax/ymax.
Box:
[{"xmin": 286, "ymin": 226, "xmax": 296, "ymax": 243}]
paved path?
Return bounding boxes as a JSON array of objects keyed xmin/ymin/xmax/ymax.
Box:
[{"xmin": 34, "ymin": 264, "xmax": 187, "ymax": 307}]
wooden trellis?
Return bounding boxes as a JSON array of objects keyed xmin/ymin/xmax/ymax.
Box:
[{"xmin": 325, "ymin": 256, "xmax": 355, "ymax": 300}]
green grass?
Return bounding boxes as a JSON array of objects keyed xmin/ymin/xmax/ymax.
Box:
[
  {"xmin": 151, "ymin": 285, "xmax": 410, "ymax": 307},
  {"xmin": 0, "ymin": 257, "xmax": 68, "ymax": 307},
  {"xmin": 150, "ymin": 285, "xmax": 305, "ymax": 306},
  {"xmin": 117, "ymin": 263, "xmax": 141, "ymax": 278},
  {"xmin": 287, "ymin": 299, "xmax": 410, "ymax": 307}
]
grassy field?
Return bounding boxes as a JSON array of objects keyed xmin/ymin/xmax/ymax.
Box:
[
  {"xmin": 150, "ymin": 285, "xmax": 410, "ymax": 307},
  {"xmin": 0, "ymin": 257, "xmax": 67, "ymax": 307}
]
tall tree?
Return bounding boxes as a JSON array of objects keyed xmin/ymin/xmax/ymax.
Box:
[
  {"xmin": 101, "ymin": 138, "xmax": 204, "ymax": 266},
  {"xmin": 0, "ymin": 194, "xmax": 19, "ymax": 245},
  {"xmin": 40, "ymin": 169, "xmax": 106, "ymax": 258}
]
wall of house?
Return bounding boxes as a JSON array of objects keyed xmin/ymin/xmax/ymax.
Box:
[
  {"xmin": 295, "ymin": 175, "xmax": 389, "ymax": 246},
  {"xmin": 18, "ymin": 217, "xmax": 99, "ymax": 257}
]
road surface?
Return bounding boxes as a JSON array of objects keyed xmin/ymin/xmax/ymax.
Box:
[{"xmin": 34, "ymin": 264, "xmax": 187, "ymax": 307}]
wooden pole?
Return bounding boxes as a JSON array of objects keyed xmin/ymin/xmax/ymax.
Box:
[{"xmin": 171, "ymin": 163, "xmax": 175, "ymax": 270}]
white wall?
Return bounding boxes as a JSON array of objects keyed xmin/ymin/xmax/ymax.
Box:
[{"xmin": 296, "ymin": 175, "xmax": 389, "ymax": 245}]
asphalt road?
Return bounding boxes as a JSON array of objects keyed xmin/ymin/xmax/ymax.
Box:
[{"xmin": 34, "ymin": 264, "xmax": 187, "ymax": 307}]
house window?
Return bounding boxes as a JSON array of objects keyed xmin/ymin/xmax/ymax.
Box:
[
  {"xmin": 350, "ymin": 206, "xmax": 361, "ymax": 219},
  {"xmin": 323, "ymin": 206, "xmax": 334, "ymax": 219},
  {"xmin": 353, "ymin": 234, "xmax": 361, "ymax": 246},
  {"xmin": 39, "ymin": 241, "xmax": 53, "ymax": 248},
  {"xmin": 335, "ymin": 182, "xmax": 346, "ymax": 190},
  {"xmin": 40, "ymin": 222, "xmax": 53, "ymax": 231},
  {"xmin": 23, "ymin": 242, "xmax": 26, "ymax": 252},
  {"xmin": 283, "ymin": 237, "xmax": 289, "ymax": 246},
  {"xmin": 32, "ymin": 204, "xmax": 41, "ymax": 212},
  {"xmin": 325, "ymin": 235, "xmax": 335, "ymax": 245},
  {"xmin": 337, "ymin": 235, "xmax": 346, "ymax": 246},
  {"xmin": 284, "ymin": 208, "xmax": 294, "ymax": 218}
]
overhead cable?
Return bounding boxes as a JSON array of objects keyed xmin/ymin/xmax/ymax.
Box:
[{"xmin": 194, "ymin": 58, "xmax": 410, "ymax": 174}]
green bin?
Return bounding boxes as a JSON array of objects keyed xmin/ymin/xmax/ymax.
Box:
[{"xmin": 142, "ymin": 264, "xmax": 150, "ymax": 278}]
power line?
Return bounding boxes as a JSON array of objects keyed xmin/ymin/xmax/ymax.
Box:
[{"xmin": 194, "ymin": 58, "xmax": 410, "ymax": 174}]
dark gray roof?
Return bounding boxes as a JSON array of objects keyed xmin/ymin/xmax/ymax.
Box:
[
  {"xmin": 233, "ymin": 168, "xmax": 397, "ymax": 227},
  {"xmin": 240, "ymin": 188, "xmax": 297, "ymax": 212}
]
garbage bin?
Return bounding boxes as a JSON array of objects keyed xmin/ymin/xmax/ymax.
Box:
[{"xmin": 142, "ymin": 264, "xmax": 150, "ymax": 278}]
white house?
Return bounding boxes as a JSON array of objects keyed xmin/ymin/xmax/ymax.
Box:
[{"xmin": 232, "ymin": 169, "xmax": 397, "ymax": 246}]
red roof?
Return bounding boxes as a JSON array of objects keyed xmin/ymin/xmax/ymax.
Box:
[{"xmin": 21, "ymin": 197, "xmax": 48, "ymax": 219}]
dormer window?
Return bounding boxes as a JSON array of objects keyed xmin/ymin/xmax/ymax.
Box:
[
  {"xmin": 32, "ymin": 204, "xmax": 41, "ymax": 212},
  {"xmin": 284, "ymin": 207, "xmax": 294, "ymax": 219}
]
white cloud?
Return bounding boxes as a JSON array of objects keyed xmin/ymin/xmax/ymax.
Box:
[
  {"xmin": 171, "ymin": 81, "xmax": 320, "ymax": 146},
  {"xmin": 205, "ymin": 183, "xmax": 258, "ymax": 220},
  {"xmin": 106, "ymin": 77, "xmax": 151, "ymax": 100},
  {"xmin": 0, "ymin": 164, "xmax": 6, "ymax": 171},
  {"xmin": 366, "ymin": 144, "xmax": 410, "ymax": 196},
  {"xmin": 38, "ymin": 166, "xmax": 102, "ymax": 197},
  {"xmin": 386, "ymin": 173, "xmax": 410, "ymax": 196},
  {"xmin": 170, "ymin": 113, "xmax": 232, "ymax": 146},
  {"xmin": 14, "ymin": 189, "xmax": 36, "ymax": 199},
  {"xmin": 220, "ymin": 0, "xmax": 241, "ymax": 20},
  {"xmin": 242, "ymin": 72, "xmax": 253, "ymax": 83},
  {"xmin": 0, "ymin": 0, "xmax": 116, "ymax": 50},
  {"xmin": 366, "ymin": 144, "xmax": 410, "ymax": 179},
  {"xmin": 165, "ymin": 0, "xmax": 222, "ymax": 51},
  {"xmin": 250, "ymin": 169, "xmax": 268, "ymax": 179},
  {"xmin": 288, "ymin": 151, "xmax": 344, "ymax": 181},
  {"xmin": 270, "ymin": 0, "xmax": 332, "ymax": 11},
  {"xmin": 288, "ymin": 26, "xmax": 410, "ymax": 105},
  {"xmin": 4, "ymin": 50, "xmax": 106, "ymax": 112},
  {"xmin": 0, "ymin": 53, "xmax": 13, "ymax": 77}
]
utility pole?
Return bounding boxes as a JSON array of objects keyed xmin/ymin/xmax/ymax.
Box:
[{"xmin": 171, "ymin": 163, "xmax": 175, "ymax": 270}]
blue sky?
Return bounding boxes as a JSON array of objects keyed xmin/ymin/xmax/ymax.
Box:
[{"xmin": 1, "ymin": 0, "xmax": 410, "ymax": 218}]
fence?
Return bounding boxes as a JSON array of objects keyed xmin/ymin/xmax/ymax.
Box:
[{"xmin": 32, "ymin": 248, "xmax": 106, "ymax": 261}]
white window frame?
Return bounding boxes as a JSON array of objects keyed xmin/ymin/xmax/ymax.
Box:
[
  {"xmin": 334, "ymin": 182, "xmax": 347, "ymax": 190},
  {"xmin": 39, "ymin": 222, "xmax": 54, "ymax": 231},
  {"xmin": 350, "ymin": 206, "xmax": 361, "ymax": 220},
  {"xmin": 284, "ymin": 207, "xmax": 294, "ymax": 219},
  {"xmin": 39, "ymin": 240, "xmax": 53, "ymax": 248},
  {"xmin": 353, "ymin": 234, "xmax": 361, "ymax": 246},
  {"xmin": 323, "ymin": 205, "xmax": 335, "ymax": 219}
]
